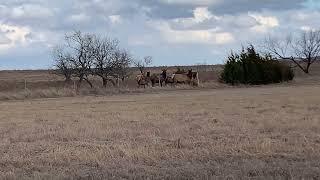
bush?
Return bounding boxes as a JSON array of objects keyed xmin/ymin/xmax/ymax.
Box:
[{"xmin": 220, "ymin": 45, "xmax": 294, "ymax": 85}]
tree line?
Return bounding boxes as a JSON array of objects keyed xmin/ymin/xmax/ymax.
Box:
[{"xmin": 53, "ymin": 29, "xmax": 320, "ymax": 88}]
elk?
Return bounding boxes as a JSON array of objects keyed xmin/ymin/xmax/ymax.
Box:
[
  {"xmin": 172, "ymin": 69, "xmax": 199, "ymax": 86},
  {"xmin": 136, "ymin": 72, "xmax": 151, "ymax": 88},
  {"xmin": 172, "ymin": 69, "xmax": 191, "ymax": 84},
  {"xmin": 150, "ymin": 69, "xmax": 167, "ymax": 87}
]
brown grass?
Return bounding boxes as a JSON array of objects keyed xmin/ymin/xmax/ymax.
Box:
[
  {"xmin": 0, "ymin": 65, "xmax": 221, "ymax": 92},
  {"xmin": 0, "ymin": 83, "xmax": 226, "ymax": 101},
  {"xmin": 0, "ymin": 64, "xmax": 226, "ymax": 101},
  {"xmin": 0, "ymin": 84, "xmax": 320, "ymax": 179},
  {"xmin": 1, "ymin": 63, "xmax": 319, "ymax": 101},
  {"xmin": 0, "ymin": 64, "xmax": 320, "ymax": 179}
]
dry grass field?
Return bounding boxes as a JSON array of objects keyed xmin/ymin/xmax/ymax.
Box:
[
  {"xmin": 0, "ymin": 84, "xmax": 320, "ymax": 179},
  {"xmin": 0, "ymin": 64, "xmax": 320, "ymax": 179},
  {"xmin": 0, "ymin": 65, "xmax": 223, "ymax": 101},
  {"xmin": 0, "ymin": 65, "xmax": 221, "ymax": 92}
]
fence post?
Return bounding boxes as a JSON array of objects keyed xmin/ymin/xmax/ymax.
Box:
[
  {"xmin": 24, "ymin": 79, "xmax": 27, "ymax": 90},
  {"xmin": 73, "ymin": 80, "xmax": 76, "ymax": 92},
  {"xmin": 197, "ymin": 72, "xmax": 200, "ymax": 86},
  {"xmin": 117, "ymin": 75, "xmax": 120, "ymax": 88}
]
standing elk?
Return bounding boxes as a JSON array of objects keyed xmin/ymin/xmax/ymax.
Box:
[
  {"xmin": 136, "ymin": 72, "xmax": 151, "ymax": 88},
  {"xmin": 191, "ymin": 71, "xmax": 200, "ymax": 86},
  {"xmin": 172, "ymin": 69, "xmax": 199, "ymax": 86},
  {"xmin": 150, "ymin": 69, "xmax": 168, "ymax": 87},
  {"xmin": 165, "ymin": 73, "xmax": 175, "ymax": 86},
  {"xmin": 138, "ymin": 69, "xmax": 199, "ymax": 88}
]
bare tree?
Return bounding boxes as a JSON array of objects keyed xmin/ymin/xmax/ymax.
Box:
[
  {"xmin": 112, "ymin": 49, "xmax": 132, "ymax": 82},
  {"xmin": 91, "ymin": 35, "xmax": 132, "ymax": 87},
  {"xmin": 265, "ymin": 29, "xmax": 320, "ymax": 74},
  {"xmin": 92, "ymin": 36, "xmax": 119, "ymax": 87},
  {"xmin": 53, "ymin": 30, "xmax": 135, "ymax": 89},
  {"xmin": 65, "ymin": 31, "xmax": 95, "ymax": 88},
  {"xmin": 52, "ymin": 47, "xmax": 73, "ymax": 83},
  {"xmin": 135, "ymin": 56, "xmax": 152, "ymax": 74}
]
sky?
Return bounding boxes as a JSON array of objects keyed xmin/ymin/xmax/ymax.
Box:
[{"xmin": 0, "ymin": 0, "xmax": 320, "ymax": 69}]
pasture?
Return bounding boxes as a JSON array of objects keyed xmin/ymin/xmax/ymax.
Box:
[
  {"xmin": 0, "ymin": 65, "xmax": 222, "ymax": 101},
  {"xmin": 0, "ymin": 64, "xmax": 320, "ymax": 179},
  {"xmin": 0, "ymin": 66, "xmax": 220, "ymax": 92},
  {"xmin": 0, "ymin": 83, "xmax": 320, "ymax": 179}
]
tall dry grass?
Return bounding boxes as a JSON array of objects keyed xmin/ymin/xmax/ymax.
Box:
[
  {"xmin": 0, "ymin": 85, "xmax": 319, "ymax": 179},
  {"xmin": 0, "ymin": 81, "xmax": 227, "ymax": 101},
  {"xmin": 1, "ymin": 63, "xmax": 320, "ymax": 101}
]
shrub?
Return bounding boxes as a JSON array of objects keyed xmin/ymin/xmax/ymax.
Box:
[{"xmin": 220, "ymin": 45, "xmax": 294, "ymax": 85}]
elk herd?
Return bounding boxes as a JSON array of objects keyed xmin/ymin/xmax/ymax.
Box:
[{"xmin": 136, "ymin": 68, "xmax": 200, "ymax": 88}]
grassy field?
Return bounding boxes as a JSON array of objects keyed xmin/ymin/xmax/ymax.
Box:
[
  {"xmin": 0, "ymin": 65, "xmax": 224, "ymax": 101},
  {"xmin": 0, "ymin": 64, "xmax": 320, "ymax": 179},
  {"xmin": 0, "ymin": 65, "xmax": 222, "ymax": 92},
  {"xmin": 0, "ymin": 84, "xmax": 319, "ymax": 179},
  {"xmin": 0, "ymin": 63, "xmax": 319, "ymax": 100}
]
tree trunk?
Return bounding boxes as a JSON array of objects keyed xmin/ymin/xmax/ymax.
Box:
[
  {"xmin": 290, "ymin": 57, "xmax": 309, "ymax": 74},
  {"xmin": 65, "ymin": 75, "xmax": 72, "ymax": 83},
  {"xmin": 84, "ymin": 77, "xmax": 93, "ymax": 88},
  {"xmin": 305, "ymin": 61, "xmax": 311, "ymax": 74},
  {"xmin": 108, "ymin": 79, "xmax": 116, "ymax": 86},
  {"xmin": 101, "ymin": 76, "xmax": 117, "ymax": 88},
  {"xmin": 77, "ymin": 75, "xmax": 83, "ymax": 89},
  {"xmin": 242, "ymin": 62, "xmax": 247, "ymax": 83},
  {"xmin": 102, "ymin": 78, "xmax": 108, "ymax": 88}
]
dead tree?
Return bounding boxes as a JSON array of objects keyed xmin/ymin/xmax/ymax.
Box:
[
  {"xmin": 91, "ymin": 36, "xmax": 132, "ymax": 87},
  {"xmin": 265, "ymin": 29, "xmax": 320, "ymax": 74},
  {"xmin": 92, "ymin": 36, "xmax": 119, "ymax": 87},
  {"xmin": 65, "ymin": 31, "xmax": 95, "ymax": 88},
  {"xmin": 134, "ymin": 56, "xmax": 152, "ymax": 74},
  {"xmin": 52, "ymin": 47, "xmax": 73, "ymax": 83},
  {"xmin": 112, "ymin": 49, "xmax": 132, "ymax": 83}
]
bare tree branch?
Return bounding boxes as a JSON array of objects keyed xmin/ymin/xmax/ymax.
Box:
[
  {"xmin": 91, "ymin": 36, "xmax": 119, "ymax": 87},
  {"xmin": 134, "ymin": 56, "xmax": 153, "ymax": 74},
  {"xmin": 52, "ymin": 31, "xmax": 135, "ymax": 89},
  {"xmin": 264, "ymin": 30, "xmax": 320, "ymax": 74},
  {"xmin": 52, "ymin": 46, "xmax": 73, "ymax": 83},
  {"xmin": 64, "ymin": 31, "xmax": 95, "ymax": 88}
]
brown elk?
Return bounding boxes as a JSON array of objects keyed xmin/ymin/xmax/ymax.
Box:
[
  {"xmin": 150, "ymin": 69, "xmax": 167, "ymax": 87},
  {"xmin": 136, "ymin": 72, "xmax": 151, "ymax": 88},
  {"xmin": 162, "ymin": 69, "xmax": 175, "ymax": 86},
  {"xmin": 191, "ymin": 71, "xmax": 200, "ymax": 86},
  {"xmin": 172, "ymin": 69, "xmax": 199, "ymax": 86},
  {"xmin": 165, "ymin": 75, "xmax": 174, "ymax": 86},
  {"xmin": 172, "ymin": 74, "xmax": 191, "ymax": 85}
]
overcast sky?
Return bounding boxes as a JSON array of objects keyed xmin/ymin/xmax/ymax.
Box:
[{"xmin": 0, "ymin": 0, "xmax": 319, "ymax": 69}]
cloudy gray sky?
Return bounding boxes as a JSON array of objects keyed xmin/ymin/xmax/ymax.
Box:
[{"xmin": 0, "ymin": 0, "xmax": 319, "ymax": 69}]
